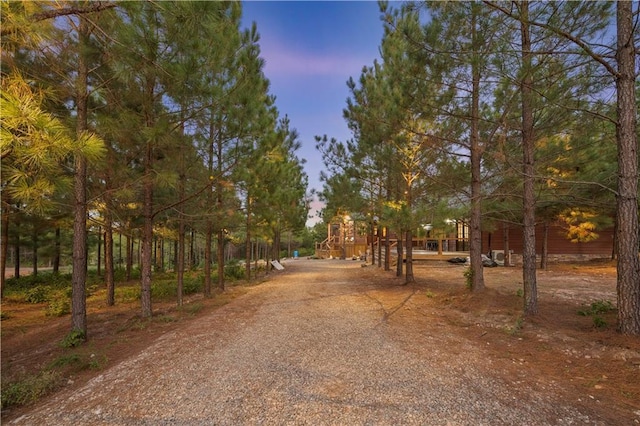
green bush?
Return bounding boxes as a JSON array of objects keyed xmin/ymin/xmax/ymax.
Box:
[
  {"xmin": 45, "ymin": 293, "xmax": 70, "ymax": 317},
  {"xmin": 6, "ymin": 273, "xmax": 70, "ymax": 293},
  {"xmin": 593, "ymin": 316, "xmax": 608, "ymax": 328},
  {"xmin": 25, "ymin": 286, "xmax": 49, "ymax": 304},
  {"xmin": 116, "ymin": 285, "xmax": 140, "ymax": 303},
  {"xmin": 578, "ymin": 300, "xmax": 615, "ymax": 316},
  {"xmin": 224, "ymin": 261, "xmax": 245, "ymax": 281},
  {"xmin": 151, "ymin": 279, "xmax": 176, "ymax": 299},
  {"xmin": 60, "ymin": 329, "xmax": 85, "ymax": 348},
  {"xmin": 183, "ymin": 276, "xmax": 202, "ymax": 295},
  {"xmin": 463, "ymin": 267, "xmax": 473, "ymax": 289}
]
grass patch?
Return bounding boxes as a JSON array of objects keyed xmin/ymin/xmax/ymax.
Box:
[
  {"xmin": 46, "ymin": 353, "xmax": 82, "ymax": 369},
  {"xmin": 155, "ymin": 314, "xmax": 177, "ymax": 323},
  {"xmin": 2, "ymin": 349, "xmax": 110, "ymax": 410},
  {"xmin": 180, "ymin": 302, "xmax": 203, "ymax": 316},
  {"xmin": 1, "ymin": 370, "xmax": 62, "ymax": 410},
  {"xmin": 88, "ymin": 353, "xmax": 108, "ymax": 370},
  {"xmin": 508, "ymin": 316, "xmax": 525, "ymax": 335}
]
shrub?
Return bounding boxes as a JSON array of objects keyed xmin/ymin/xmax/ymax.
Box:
[
  {"xmin": 60, "ymin": 329, "xmax": 85, "ymax": 348},
  {"xmin": 116, "ymin": 286, "xmax": 140, "ymax": 303},
  {"xmin": 463, "ymin": 267, "xmax": 473, "ymax": 289},
  {"xmin": 25, "ymin": 286, "xmax": 49, "ymax": 304},
  {"xmin": 46, "ymin": 293, "xmax": 70, "ymax": 317},
  {"xmin": 577, "ymin": 299, "xmax": 615, "ymax": 329},
  {"xmin": 593, "ymin": 316, "xmax": 608, "ymax": 328},
  {"xmin": 7, "ymin": 273, "xmax": 70, "ymax": 293},
  {"xmin": 224, "ymin": 261, "xmax": 245, "ymax": 281},
  {"xmin": 578, "ymin": 300, "xmax": 615, "ymax": 316},
  {"xmin": 151, "ymin": 278, "xmax": 179, "ymax": 299},
  {"xmin": 183, "ymin": 276, "xmax": 202, "ymax": 295}
]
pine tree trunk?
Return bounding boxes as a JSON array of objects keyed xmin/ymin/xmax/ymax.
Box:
[
  {"xmin": 97, "ymin": 226, "xmax": 101, "ymax": 277},
  {"xmin": 32, "ymin": 229, "xmax": 38, "ymax": 277},
  {"xmin": 370, "ymin": 222, "xmax": 375, "ymax": 266},
  {"xmin": 541, "ymin": 221, "xmax": 549, "ymax": 271},
  {"xmin": 14, "ymin": 225, "xmax": 20, "ymax": 280},
  {"xmin": 384, "ymin": 227, "xmax": 390, "ymax": 271},
  {"xmin": 176, "ymin": 138, "xmax": 185, "ymax": 305},
  {"xmin": 396, "ymin": 231, "xmax": 403, "ymax": 277},
  {"xmin": 520, "ymin": 0, "xmax": 538, "ymax": 315},
  {"xmin": 0, "ymin": 193, "xmax": 9, "ymax": 297},
  {"xmin": 245, "ymin": 195, "xmax": 252, "ymax": 281},
  {"xmin": 469, "ymin": 4, "xmax": 485, "ymax": 292},
  {"xmin": 105, "ymin": 211, "xmax": 115, "ymax": 307},
  {"xmin": 126, "ymin": 234, "xmax": 132, "ymax": 281},
  {"xmin": 217, "ymin": 229, "xmax": 225, "ymax": 291},
  {"xmin": 71, "ymin": 15, "xmax": 90, "ymax": 337},
  {"xmin": 204, "ymin": 221, "xmax": 212, "ymax": 297},
  {"xmin": 377, "ymin": 228, "xmax": 382, "ymax": 268},
  {"xmin": 140, "ymin": 97, "xmax": 155, "ymax": 317},
  {"xmin": 503, "ymin": 223, "xmax": 510, "ymax": 267},
  {"xmin": 53, "ymin": 227, "xmax": 60, "ymax": 274},
  {"xmin": 140, "ymin": 160, "xmax": 154, "ymax": 317},
  {"xmin": 615, "ymin": 1, "xmax": 640, "ymax": 335},
  {"xmin": 405, "ymin": 230, "xmax": 414, "ymax": 284},
  {"xmin": 177, "ymin": 222, "xmax": 184, "ymax": 305}
]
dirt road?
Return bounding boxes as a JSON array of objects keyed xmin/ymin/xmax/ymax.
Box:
[{"xmin": 6, "ymin": 259, "xmax": 634, "ymax": 425}]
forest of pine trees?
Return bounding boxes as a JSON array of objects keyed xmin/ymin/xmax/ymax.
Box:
[
  {"xmin": 1, "ymin": 2, "xmax": 310, "ymax": 338},
  {"xmin": 1, "ymin": 1, "xmax": 638, "ymax": 337}
]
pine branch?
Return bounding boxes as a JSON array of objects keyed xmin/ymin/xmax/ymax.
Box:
[
  {"xmin": 1, "ymin": 2, "xmax": 117, "ymax": 36},
  {"xmin": 483, "ymin": 1, "xmax": 619, "ymax": 78},
  {"xmin": 31, "ymin": 2, "xmax": 117, "ymax": 22}
]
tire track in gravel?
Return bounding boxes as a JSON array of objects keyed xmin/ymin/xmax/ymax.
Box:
[{"xmin": 9, "ymin": 259, "xmax": 604, "ymax": 425}]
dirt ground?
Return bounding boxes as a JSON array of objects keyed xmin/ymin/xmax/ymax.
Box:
[{"xmin": 1, "ymin": 259, "xmax": 639, "ymax": 423}]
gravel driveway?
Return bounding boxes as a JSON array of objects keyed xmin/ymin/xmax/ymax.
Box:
[{"xmin": 10, "ymin": 259, "xmax": 603, "ymax": 425}]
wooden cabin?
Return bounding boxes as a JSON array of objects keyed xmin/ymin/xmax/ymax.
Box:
[
  {"xmin": 315, "ymin": 215, "xmax": 614, "ymax": 264},
  {"xmin": 481, "ymin": 220, "xmax": 614, "ymax": 264}
]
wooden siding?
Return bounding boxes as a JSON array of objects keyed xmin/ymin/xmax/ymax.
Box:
[{"xmin": 482, "ymin": 222, "xmax": 614, "ymax": 256}]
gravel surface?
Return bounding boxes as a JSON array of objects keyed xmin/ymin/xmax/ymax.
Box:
[{"xmin": 9, "ymin": 259, "xmax": 603, "ymax": 425}]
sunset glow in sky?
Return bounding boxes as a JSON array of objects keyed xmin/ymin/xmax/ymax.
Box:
[{"xmin": 241, "ymin": 1, "xmax": 385, "ymax": 225}]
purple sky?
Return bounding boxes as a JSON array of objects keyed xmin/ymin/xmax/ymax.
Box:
[{"xmin": 241, "ymin": 1, "xmax": 385, "ymax": 225}]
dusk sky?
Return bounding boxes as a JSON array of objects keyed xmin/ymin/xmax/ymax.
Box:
[{"xmin": 241, "ymin": 1, "xmax": 386, "ymax": 225}]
